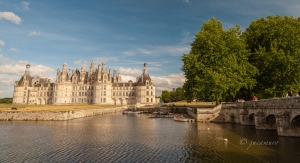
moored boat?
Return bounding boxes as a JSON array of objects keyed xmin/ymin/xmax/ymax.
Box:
[{"xmin": 173, "ymin": 115, "xmax": 188, "ymax": 122}]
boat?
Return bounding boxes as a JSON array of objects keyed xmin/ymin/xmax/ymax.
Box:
[{"xmin": 173, "ymin": 115, "xmax": 188, "ymax": 122}]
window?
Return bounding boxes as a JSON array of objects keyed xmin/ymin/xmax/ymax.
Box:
[
  {"xmin": 146, "ymin": 91, "xmax": 149, "ymax": 95},
  {"xmin": 113, "ymin": 92, "xmax": 115, "ymax": 96}
]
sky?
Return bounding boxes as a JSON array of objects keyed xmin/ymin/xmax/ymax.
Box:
[{"xmin": 0, "ymin": 0, "xmax": 300, "ymax": 98}]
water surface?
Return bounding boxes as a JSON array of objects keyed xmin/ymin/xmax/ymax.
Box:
[{"xmin": 0, "ymin": 114, "xmax": 299, "ymax": 162}]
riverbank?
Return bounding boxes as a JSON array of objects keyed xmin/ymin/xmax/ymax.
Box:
[{"xmin": 0, "ymin": 105, "xmax": 127, "ymax": 121}]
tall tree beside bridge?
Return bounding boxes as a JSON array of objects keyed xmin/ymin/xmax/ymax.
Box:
[
  {"xmin": 181, "ymin": 18, "xmax": 257, "ymax": 103},
  {"xmin": 244, "ymin": 16, "xmax": 300, "ymax": 98}
]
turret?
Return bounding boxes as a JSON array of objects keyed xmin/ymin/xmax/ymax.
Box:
[
  {"xmin": 25, "ymin": 64, "xmax": 30, "ymax": 76},
  {"xmin": 102, "ymin": 62, "xmax": 106, "ymax": 72},
  {"xmin": 89, "ymin": 60, "xmax": 94, "ymax": 74},
  {"xmin": 63, "ymin": 62, "xmax": 67, "ymax": 72},
  {"xmin": 143, "ymin": 63, "xmax": 148, "ymax": 74}
]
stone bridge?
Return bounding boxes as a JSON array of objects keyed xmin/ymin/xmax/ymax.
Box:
[
  {"xmin": 212, "ymin": 97, "xmax": 300, "ymax": 137},
  {"xmin": 240, "ymin": 97, "xmax": 300, "ymax": 137}
]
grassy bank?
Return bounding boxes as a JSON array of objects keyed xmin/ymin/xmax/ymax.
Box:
[
  {"xmin": 0, "ymin": 104, "xmax": 123, "ymax": 112},
  {"xmin": 164, "ymin": 101, "xmax": 216, "ymax": 108}
]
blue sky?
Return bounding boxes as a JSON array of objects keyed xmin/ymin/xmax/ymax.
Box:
[{"xmin": 0, "ymin": 0, "xmax": 300, "ymax": 98}]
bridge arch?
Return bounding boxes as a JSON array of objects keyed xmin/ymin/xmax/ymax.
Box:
[
  {"xmin": 249, "ymin": 113, "xmax": 255, "ymax": 125},
  {"xmin": 265, "ymin": 114, "xmax": 277, "ymax": 130},
  {"xmin": 291, "ymin": 115, "xmax": 300, "ymax": 130}
]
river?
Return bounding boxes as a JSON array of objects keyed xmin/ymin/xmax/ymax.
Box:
[{"xmin": 0, "ymin": 113, "xmax": 300, "ymax": 163}]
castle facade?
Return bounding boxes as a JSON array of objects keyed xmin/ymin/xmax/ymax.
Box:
[{"xmin": 13, "ymin": 61, "xmax": 156, "ymax": 105}]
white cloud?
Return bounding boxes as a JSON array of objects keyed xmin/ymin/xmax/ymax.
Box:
[
  {"xmin": 123, "ymin": 51, "xmax": 135, "ymax": 56},
  {"xmin": 0, "ymin": 75, "xmax": 15, "ymax": 97},
  {"xmin": 151, "ymin": 73, "xmax": 186, "ymax": 96},
  {"xmin": 0, "ymin": 75, "xmax": 15, "ymax": 86},
  {"xmin": 119, "ymin": 67, "xmax": 142, "ymax": 76},
  {"xmin": 183, "ymin": 0, "xmax": 189, "ymax": 3},
  {"xmin": 0, "ymin": 12, "xmax": 22, "ymax": 24},
  {"xmin": 0, "ymin": 54, "xmax": 11, "ymax": 63},
  {"xmin": 0, "ymin": 61, "xmax": 54, "ymax": 77},
  {"xmin": 21, "ymin": 2, "xmax": 30, "ymax": 10},
  {"xmin": 9, "ymin": 48, "xmax": 18, "ymax": 51},
  {"xmin": 27, "ymin": 31, "xmax": 40, "ymax": 36},
  {"xmin": 121, "ymin": 75, "xmax": 137, "ymax": 83},
  {"xmin": 126, "ymin": 45, "xmax": 190, "ymax": 56},
  {"xmin": 0, "ymin": 39, "xmax": 5, "ymax": 46}
]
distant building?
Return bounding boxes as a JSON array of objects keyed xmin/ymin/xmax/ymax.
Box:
[{"xmin": 13, "ymin": 61, "xmax": 156, "ymax": 105}]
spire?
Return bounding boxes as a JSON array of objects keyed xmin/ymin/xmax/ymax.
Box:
[{"xmin": 90, "ymin": 60, "xmax": 94, "ymax": 71}]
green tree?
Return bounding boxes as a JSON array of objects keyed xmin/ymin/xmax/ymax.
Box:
[
  {"xmin": 160, "ymin": 90, "xmax": 171, "ymax": 103},
  {"xmin": 244, "ymin": 16, "xmax": 300, "ymax": 98},
  {"xmin": 181, "ymin": 17, "xmax": 257, "ymax": 103},
  {"xmin": 175, "ymin": 87, "xmax": 184, "ymax": 101}
]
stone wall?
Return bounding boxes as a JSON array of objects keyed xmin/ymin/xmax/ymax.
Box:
[
  {"xmin": 188, "ymin": 104, "xmax": 223, "ymax": 122},
  {"xmin": 213, "ymin": 103, "xmax": 241, "ymax": 123},
  {"xmin": 0, "ymin": 106, "xmax": 127, "ymax": 121}
]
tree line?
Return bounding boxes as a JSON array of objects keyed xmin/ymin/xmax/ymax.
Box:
[
  {"xmin": 0, "ymin": 98, "xmax": 13, "ymax": 103},
  {"xmin": 160, "ymin": 87, "xmax": 185, "ymax": 103},
  {"xmin": 181, "ymin": 15, "xmax": 300, "ymax": 103}
]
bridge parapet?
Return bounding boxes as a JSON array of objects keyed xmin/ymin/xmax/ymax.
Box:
[{"xmin": 243, "ymin": 97, "xmax": 300, "ymax": 109}]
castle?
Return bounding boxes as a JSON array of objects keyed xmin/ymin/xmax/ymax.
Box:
[{"xmin": 13, "ymin": 61, "xmax": 156, "ymax": 105}]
